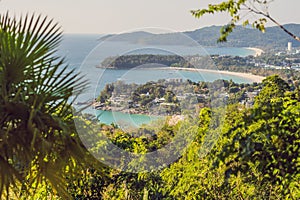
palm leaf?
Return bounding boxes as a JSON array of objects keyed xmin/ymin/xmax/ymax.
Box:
[{"xmin": 0, "ymin": 13, "xmax": 103, "ymax": 199}]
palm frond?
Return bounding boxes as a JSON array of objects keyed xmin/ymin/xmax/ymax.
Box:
[{"xmin": 0, "ymin": 13, "xmax": 102, "ymax": 199}]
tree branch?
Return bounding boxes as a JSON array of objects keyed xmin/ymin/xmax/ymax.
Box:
[
  {"xmin": 244, "ymin": 3, "xmax": 300, "ymax": 41},
  {"xmin": 266, "ymin": 14, "xmax": 300, "ymax": 41}
]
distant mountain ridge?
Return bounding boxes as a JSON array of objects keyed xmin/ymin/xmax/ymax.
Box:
[
  {"xmin": 99, "ymin": 24, "xmax": 300, "ymax": 49},
  {"xmin": 185, "ymin": 24, "xmax": 300, "ymax": 49}
]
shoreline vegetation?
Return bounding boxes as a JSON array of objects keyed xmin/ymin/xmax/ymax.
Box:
[
  {"xmin": 94, "ymin": 80, "xmax": 185, "ymax": 116},
  {"xmin": 97, "ymin": 50, "xmax": 266, "ymax": 83},
  {"xmin": 93, "ymin": 76, "xmax": 265, "ymax": 121}
]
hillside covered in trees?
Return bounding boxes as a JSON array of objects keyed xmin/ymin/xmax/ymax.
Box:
[
  {"xmin": 69, "ymin": 75, "xmax": 300, "ymax": 199},
  {"xmin": 99, "ymin": 54, "xmax": 192, "ymax": 69}
]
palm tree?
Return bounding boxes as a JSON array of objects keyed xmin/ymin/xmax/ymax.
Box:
[{"xmin": 0, "ymin": 13, "xmax": 99, "ymax": 199}]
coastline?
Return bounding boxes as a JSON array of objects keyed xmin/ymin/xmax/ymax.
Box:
[
  {"xmin": 246, "ymin": 47, "xmax": 264, "ymax": 57},
  {"xmin": 146, "ymin": 67, "xmax": 265, "ymax": 83}
]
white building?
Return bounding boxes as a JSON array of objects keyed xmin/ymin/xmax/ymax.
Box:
[{"xmin": 288, "ymin": 42, "xmax": 292, "ymax": 52}]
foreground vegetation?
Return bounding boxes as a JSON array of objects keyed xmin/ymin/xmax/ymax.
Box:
[
  {"xmin": 0, "ymin": 13, "xmax": 104, "ymax": 199},
  {"xmin": 0, "ymin": 13, "xmax": 299, "ymax": 200},
  {"xmin": 67, "ymin": 75, "xmax": 300, "ymax": 199}
]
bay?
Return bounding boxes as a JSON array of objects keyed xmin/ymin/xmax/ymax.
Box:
[{"xmin": 57, "ymin": 34, "xmax": 257, "ymax": 127}]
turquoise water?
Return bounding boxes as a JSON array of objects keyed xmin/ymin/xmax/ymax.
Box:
[
  {"xmin": 58, "ymin": 34, "xmax": 257, "ymax": 127},
  {"xmin": 95, "ymin": 110, "xmax": 162, "ymax": 129}
]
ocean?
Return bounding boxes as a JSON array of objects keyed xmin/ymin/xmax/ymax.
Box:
[{"xmin": 57, "ymin": 34, "xmax": 256, "ymax": 126}]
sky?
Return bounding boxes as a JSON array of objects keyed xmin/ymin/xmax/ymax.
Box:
[{"xmin": 0, "ymin": 0, "xmax": 300, "ymax": 34}]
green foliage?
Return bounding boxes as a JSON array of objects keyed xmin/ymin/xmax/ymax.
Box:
[
  {"xmin": 53, "ymin": 76, "xmax": 299, "ymax": 199},
  {"xmin": 0, "ymin": 13, "xmax": 102, "ymax": 199},
  {"xmin": 216, "ymin": 76, "xmax": 300, "ymax": 198},
  {"xmin": 98, "ymin": 83, "xmax": 114, "ymax": 103},
  {"xmin": 1, "ymin": 3, "xmax": 299, "ymax": 199},
  {"xmin": 255, "ymin": 75, "xmax": 290, "ymax": 104},
  {"xmin": 82, "ymin": 121, "xmax": 173, "ymax": 199},
  {"xmin": 157, "ymin": 76, "xmax": 299, "ymax": 199},
  {"xmin": 67, "ymin": 168, "xmax": 107, "ymax": 200},
  {"xmin": 100, "ymin": 54, "xmax": 193, "ymax": 69}
]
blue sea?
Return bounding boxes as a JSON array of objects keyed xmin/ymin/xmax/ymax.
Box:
[
  {"xmin": 57, "ymin": 34, "xmax": 257, "ymax": 126},
  {"xmin": 58, "ymin": 34, "xmax": 255, "ymax": 71}
]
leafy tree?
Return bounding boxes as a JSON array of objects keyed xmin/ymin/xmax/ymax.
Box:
[
  {"xmin": 191, "ymin": 0, "xmax": 300, "ymax": 42},
  {"xmin": 255, "ymin": 75, "xmax": 290, "ymax": 103},
  {"xmin": 216, "ymin": 76, "xmax": 300, "ymax": 198},
  {"xmin": 0, "ymin": 13, "xmax": 102, "ymax": 199},
  {"xmin": 98, "ymin": 83, "xmax": 114, "ymax": 103}
]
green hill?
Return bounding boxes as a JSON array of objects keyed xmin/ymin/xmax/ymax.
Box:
[
  {"xmin": 100, "ymin": 24, "xmax": 300, "ymax": 49},
  {"xmin": 185, "ymin": 24, "xmax": 300, "ymax": 48}
]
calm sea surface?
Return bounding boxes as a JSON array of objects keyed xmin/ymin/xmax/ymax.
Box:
[{"xmin": 58, "ymin": 34, "xmax": 256, "ymax": 126}]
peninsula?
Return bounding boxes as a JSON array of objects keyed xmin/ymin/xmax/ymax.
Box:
[
  {"xmin": 98, "ymin": 54, "xmax": 266, "ymax": 82},
  {"xmin": 98, "ymin": 54, "xmax": 193, "ymax": 69}
]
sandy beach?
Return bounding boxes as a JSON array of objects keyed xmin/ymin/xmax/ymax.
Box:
[
  {"xmin": 246, "ymin": 47, "xmax": 264, "ymax": 57},
  {"xmin": 152, "ymin": 67, "xmax": 265, "ymax": 83}
]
